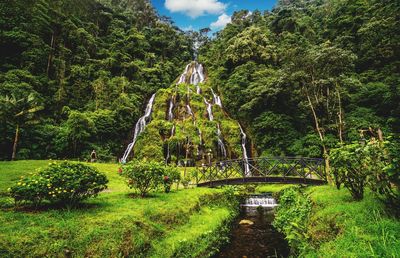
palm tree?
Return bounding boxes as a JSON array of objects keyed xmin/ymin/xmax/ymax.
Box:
[{"xmin": 1, "ymin": 93, "xmax": 43, "ymax": 160}]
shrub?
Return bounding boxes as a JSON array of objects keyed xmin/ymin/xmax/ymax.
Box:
[
  {"xmin": 330, "ymin": 142, "xmax": 368, "ymax": 200},
  {"xmin": 121, "ymin": 161, "xmax": 164, "ymax": 197},
  {"xmin": 9, "ymin": 162, "xmax": 108, "ymax": 206},
  {"xmin": 273, "ymin": 186, "xmax": 312, "ymax": 255},
  {"xmin": 163, "ymin": 166, "xmax": 180, "ymax": 193},
  {"xmin": 331, "ymin": 139, "xmax": 400, "ymax": 204}
]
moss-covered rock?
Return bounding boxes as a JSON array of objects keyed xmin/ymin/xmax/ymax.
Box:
[{"xmin": 131, "ymin": 62, "xmax": 250, "ymax": 164}]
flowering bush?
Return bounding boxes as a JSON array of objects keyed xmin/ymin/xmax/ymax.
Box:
[
  {"xmin": 121, "ymin": 161, "xmax": 180, "ymax": 196},
  {"xmin": 9, "ymin": 161, "xmax": 108, "ymax": 206},
  {"xmin": 163, "ymin": 166, "xmax": 180, "ymax": 193}
]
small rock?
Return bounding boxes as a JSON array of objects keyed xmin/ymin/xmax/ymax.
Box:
[{"xmin": 239, "ymin": 219, "xmax": 254, "ymax": 225}]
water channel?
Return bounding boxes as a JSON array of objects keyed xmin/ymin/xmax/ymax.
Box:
[{"xmin": 215, "ymin": 194, "xmax": 290, "ymax": 258}]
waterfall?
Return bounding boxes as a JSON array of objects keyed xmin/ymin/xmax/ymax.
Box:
[
  {"xmin": 211, "ymin": 88, "xmax": 222, "ymax": 107},
  {"xmin": 190, "ymin": 65, "xmax": 199, "ymax": 85},
  {"xmin": 177, "ymin": 64, "xmax": 190, "ymax": 84},
  {"xmin": 165, "ymin": 124, "xmax": 176, "ymax": 164},
  {"xmin": 198, "ymin": 128, "xmax": 203, "ymax": 144},
  {"xmin": 171, "ymin": 124, "xmax": 175, "ymax": 136},
  {"xmin": 217, "ymin": 124, "xmax": 227, "ymax": 158},
  {"xmin": 241, "ymin": 195, "xmax": 278, "ymax": 208},
  {"xmin": 197, "ymin": 63, "xmax": 205, "ymax": 82},
  {"xmin": 168, "ymin": 98, "xmax": 174, "ymax": 121},
  {"xmin": 204, "ymin": 98, "xmax": 213, "ymax": 121},
  {"xmin": 186, "ymin": 104, "xmax": 193, "ymax": 117},
  {"xmin": 239, "ymin": 124, "xmax": 250, "ymax": 176},
  {"xmin": 121, "ymin": 93, "xmax": 156, "ymax": 163}
]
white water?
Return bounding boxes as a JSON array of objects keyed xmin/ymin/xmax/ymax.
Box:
[
  {"xmin": 171, "ymin": 124, "xmax": 175, "ymax": 136},
  {"xmin": 241, "ymin": 196, "xmax": 278, "ymax": 208},
  {"xmin": 121, "ymin": 93, "xmax": 156, "ymax": 163},
  {"xmin": 165, "ymin": 124, "xmax": 176, "ymax": 164},
  {"xmin": 204, "ymin": 98, "xmax": 213, "ymax": 121},
  {"xmin": 186, "ymin": 104, "xmax": 193, "ymax": 117},
  {"xmin": 168, "ymin": 98, "xmax": 174, "ymax": 121},
  {"xmin": 177, "ymin": 64, "xmax": 190, "ymax": 84},
  {"xmin": 239, "ymin": 124, "xmax": 251, "ymax": 176},
  {"xmin": 217, "ymin": 124, "xmax": 227, "ymax": 158},
  {"xmin": 177, "ymin": 62, "xmax": 205, "ymax": 94},
  {"xmin": 211, "ymin": 88, "xmax": 222, "ymax": 107},
  {"xmin": 198, "ymin": 128, "xmax": 203, "ymax": 144}
]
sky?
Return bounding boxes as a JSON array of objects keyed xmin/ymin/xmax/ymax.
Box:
[{"xmin": 150, "ymin": 0, "xmax": 277, "ymax": 32}]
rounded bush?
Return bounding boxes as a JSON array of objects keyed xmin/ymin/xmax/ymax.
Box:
[
  {"xmin": 9, "ymin": 161, "xmax": 108, "ymax": 206},
  {"xmin": 121, "ymin": 161, "xmax": 180, "ymax": 197}
]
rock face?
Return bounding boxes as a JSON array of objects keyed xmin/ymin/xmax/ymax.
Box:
[{"xmin": 123, "ymin": 61, "xmax": 251, "ymax": 165}]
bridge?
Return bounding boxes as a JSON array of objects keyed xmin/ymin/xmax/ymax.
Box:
[{"xmin": 194, "ymin": 157, "xmax": 326, "ymax": 187}]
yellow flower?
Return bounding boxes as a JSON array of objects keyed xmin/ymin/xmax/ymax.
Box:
[
  {"xmin": 71, "ymin": 190, "xmax": 74, "ymax": 192},
  {"xmin": 52, "ymin": 194, "xmax": 56, "ymax": 197},
  {"xmin": 63, "ymin": 190, "xmax": 67, "ymax": 193},
  {"xmin": 22, "ymin": 183, "xmax": 26, "ymax": 186}
]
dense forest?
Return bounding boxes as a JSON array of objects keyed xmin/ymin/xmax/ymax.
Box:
[
  {"xmin": 200, "ymin": 0, "xmax": 400, "ymax": 158},
  {"xmin": 0, "ymin": 0, "xmax": 193, "ymax": 160},
  {"xmin": 1, "ymin": 0, "xmax": 399, "ymax": 162}
]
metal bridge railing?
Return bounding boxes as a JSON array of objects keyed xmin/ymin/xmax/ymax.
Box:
[{"xmin": 195, "ymin": 156, "xmax": 326, "ymax": 186}]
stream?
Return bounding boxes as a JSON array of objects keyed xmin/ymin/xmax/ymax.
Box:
[{"xmin": 215, "ymin": 195, "xmax": 290, "ymax": 258}]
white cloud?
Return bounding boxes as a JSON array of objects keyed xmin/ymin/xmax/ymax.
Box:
[
  {"xmin": 182, "ymin": 25, "xmax": 194, "ymax": 31},
  {"xmin": 210, "ymin": 13, "xmax": 231, "ymax": 30},
  {"xmin": 165, "ymin": 0, "xmax": 226, "ymax": 18}
]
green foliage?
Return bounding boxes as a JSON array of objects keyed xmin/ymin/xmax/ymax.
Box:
[
  {"xmin": 330, "ymin": 142, "xmax": 369, "ymax": 200},
  {"xmin": 0, "ymin": 0, "xmax": 193, "ymax": 160},
  {"xmin": 331, "ymin": 139, "xmax": 400, "ymax": 206},
  {"xmin": 162, "ymin": 166, "xmax": 180, "ymax": 193},
  {"xmin": 200, "ymin": 0, "xmax": 400, "ymax": 157},
  {"xmin": 273, "ymin": 186, "xmax": 312, "ymax": 255},
  {"xmin": 9, "ymin": 161, "xmax": 108, "ymax": 206},
  {"xmin": 305, "ymin": 185, "xmax": 400, "ymax": 257},
  {"xmin": 0, "ymin": 160, "xmax": 238, "ymax": 257},
  {"xmin": 121, "ymin": 160, "xmax": 166, "ymax": 197}
]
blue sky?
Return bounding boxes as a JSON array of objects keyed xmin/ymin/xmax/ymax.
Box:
[{"xmin": 150, "ymin": 0, "xmax": 277, "ymax": 32}]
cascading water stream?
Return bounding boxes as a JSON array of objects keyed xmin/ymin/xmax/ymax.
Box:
[
  {"xmin": 241, "ymin": 195, "xmax": 278, "ymax": 208},
  {"xmin": 186, "ymin": 104, "xmax": 193, "ymax": 117},
  {"xmin": 204, "ymin": 98, "xmax": 213, "ymax": 121},
  {"xmin": 198, "ymin": 128, "xmax": 203, "ymax": 144},
  {"xmin": 239, "ymin": 124, "xmax": 251, "ymax": 176},
  {"xmin": 121, "ymin": 93, "xmax": 156, "ymax": 163},
  {"xmin": 168, "ymin": 98, "xmax": 174, "ymax": 121},
  {"xmin": 165, "ymin": 124, "xmax": 176, "ymax": 164},
  {"xmin": 217, "ymin": 124, "xmax": 227, "ymax": 158},
  {"xmin": 211, "ymin": 88, "xmax": 222, "ymax": 107},
  {"xmin": 177, "ymin": 64, "xmax": 190, "ymax": 84}
]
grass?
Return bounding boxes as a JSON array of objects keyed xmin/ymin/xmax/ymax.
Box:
[
  {"xmin": 0, "ymin": 160, "xmax": 234, "ymax": 257},
  {"xmin": 304, "ymin": 185, "xmax": 400, "ymax": 257}
]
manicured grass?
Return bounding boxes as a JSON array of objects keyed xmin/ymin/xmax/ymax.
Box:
[
  {"xmin": 0, "ymin": 160, "xmax": 234, "ymax": 257},
  {"xmin": 305, "ymin": 185, "xmax": 400, "ymax": 257},
  {"xmin": 256, "ymin": 184, "xmax": 295, "ymax": 193}
]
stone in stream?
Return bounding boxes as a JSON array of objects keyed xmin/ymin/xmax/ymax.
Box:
[{"xmin": 239, "ymin": 219, "xmax": 254, "ymax": 225}]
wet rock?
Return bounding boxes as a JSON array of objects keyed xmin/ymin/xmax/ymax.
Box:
[{"xmin": 239, "ymin": 219, "xmax": 254, "ymax": 225}]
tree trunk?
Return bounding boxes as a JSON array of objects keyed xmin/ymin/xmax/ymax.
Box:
[
  {"xmin": 306, "ymin": 89, "xmax": 332, "ymax": 183},
  {"xmin": 11, "ymin": 124, "xmax": 19, "ymax": 160},
  {"xmin": 336, "ymin": 85, "xmax": 344, "ymax": 144},
  {"xmin": 46, "ymin": 32, "xmax": 55, "ymax": 77}
]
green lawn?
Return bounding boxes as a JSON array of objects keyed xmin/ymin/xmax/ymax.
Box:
[
  {"xmin": 304, "ymin": 186, "xmax": 400, "ymax": 257},
  {"xmin": 0, "ymin": 160, "xmax": 234, "ymax": 257}
]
